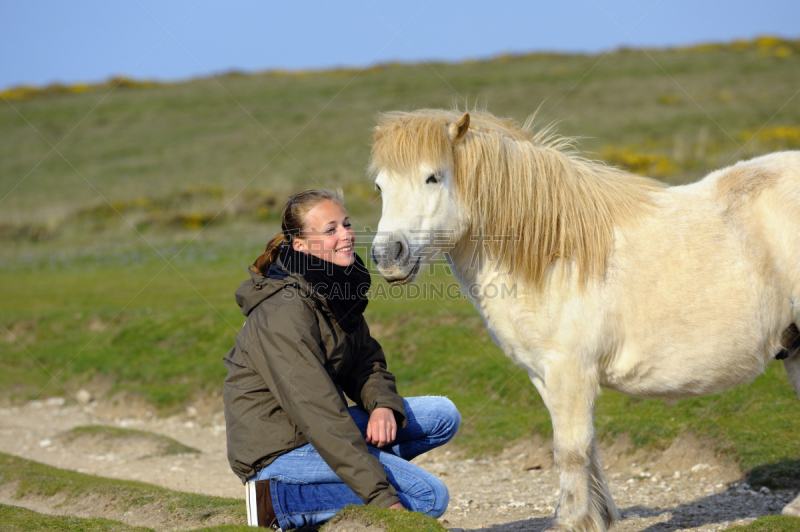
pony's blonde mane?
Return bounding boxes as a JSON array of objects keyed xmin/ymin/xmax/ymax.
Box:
[{"xmin": 371, "ymin": 109, "xmax": 665, "ymax": 289}]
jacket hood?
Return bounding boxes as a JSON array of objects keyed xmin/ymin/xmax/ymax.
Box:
[{"xmin": 235, "ymin": 258, "xmax": 311, "ymax": 317}]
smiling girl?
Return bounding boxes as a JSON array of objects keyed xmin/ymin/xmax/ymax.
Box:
[{"xmin": 223, "ymin": 190, "xmax": 460, "ymax": 530}]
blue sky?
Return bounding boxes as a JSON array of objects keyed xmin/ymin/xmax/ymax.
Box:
[{"xmin": 1, "ymin": 0, "xmax": 798, "ymax": 90}]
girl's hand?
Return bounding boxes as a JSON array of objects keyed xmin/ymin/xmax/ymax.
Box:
[
  {"xmin": 389, "ymin": 502, "xmax": 404, "ymax": 510},
  {"xmin": 365, "ymin": 407, "xmax": 396, "ymax": 448}
]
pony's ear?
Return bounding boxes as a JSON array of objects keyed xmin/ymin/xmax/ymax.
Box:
[{"xmin": 448, "ymin": 113, "xmax": 470, "ymax": 145}]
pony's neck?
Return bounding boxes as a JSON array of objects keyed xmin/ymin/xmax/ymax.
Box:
[
  {"xmin": 449, "ymin": 232, "xmax": 508, "ymax": 291},
  {"xmin": 448, "ymin": 237, "xmax": 479, "ymax": 288}
]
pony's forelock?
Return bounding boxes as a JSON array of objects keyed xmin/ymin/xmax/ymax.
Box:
[{"xmin": 370, "ymin": 110, "xmax": 460, "ymax": 179}]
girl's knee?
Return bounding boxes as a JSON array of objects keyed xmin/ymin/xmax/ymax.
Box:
[
  {"xmin": 438, "ymin": 397, "xmax": 461, "ymax": 441},
  {"xmin": 405, "ymin": 477, "xmax": 449, "ymax": 518},
  {"xmin": 428, "ymin": 480, "xmax": 450, "ymax": 518}
]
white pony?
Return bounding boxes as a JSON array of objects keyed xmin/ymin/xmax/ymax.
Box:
[{"xmin": 369, "ymin": 109, "xmax": 800, "ymax": 532}]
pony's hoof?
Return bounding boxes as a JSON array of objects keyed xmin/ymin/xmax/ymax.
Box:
[{"xmin": 544, "ymin": 515, "xmax": 610, "ymax": 532}]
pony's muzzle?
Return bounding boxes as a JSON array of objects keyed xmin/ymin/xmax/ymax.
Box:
[
  {"xmin": 372, "ymin": 238, "xmax": 409, "ymax": 265},
  {"xmin": 371, "ymin": 237, "xmax": 418, "ymax": 284}
]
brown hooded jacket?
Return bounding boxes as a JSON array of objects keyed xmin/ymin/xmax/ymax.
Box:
[{"xmin": 223, "ymin": 256, "xmax": 405, "ymax": 507}]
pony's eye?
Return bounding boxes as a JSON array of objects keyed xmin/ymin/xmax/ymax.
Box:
[
  {"xmin": 375, "ymin": 184, "xmax": 381, "ymax": 192},
  {"xmin": 426, "ymin": 174, "xmax": 438, "ymax": 184}
]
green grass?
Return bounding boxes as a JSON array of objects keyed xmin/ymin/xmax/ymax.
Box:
[
  {"xmin": 0, "ymin": 503, "xmax": 261, "ymax": 532},
  {"xmin": 321, "ymin": 505, "xmax": 447, "ymax": 532},
  {"xmin": 64, "ymin": 425, "xmax": 201, "ymax": 456},
  {"xmin": 0, "ymin": 504, "xmax": 153, "ymax": 532},
  {"xmin": 0, "ymin": 262, "xmax": 245, "ymax": 407},
  {"xmin": 0, "ymin": 452, "xmax": 244, "ymax": 525},
  {"xmin": 723, "ymin": 515, "xmax": 800, "ymax": 531},
  {"xmin": 4, "ymin": 503, "xmax": 794, "ymax": 532},
  {"xmin": 0, "ymin": 452, "xmax": 445, "ymax": 532},
  {"xmin": 0, "ymin": 502, "xmax": 445, "ymax": 532}
]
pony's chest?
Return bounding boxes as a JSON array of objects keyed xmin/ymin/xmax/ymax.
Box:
[
  {"xmin": 468, "ymin": 282, "xmax": 560, "ymax": 370},
  {"xmin": 450, "ymin": 268, "xmax": 525, "ymax": 349},
  {"xmin": 449, "ymin": 258, "xmax": 581, "ymax": 366}
]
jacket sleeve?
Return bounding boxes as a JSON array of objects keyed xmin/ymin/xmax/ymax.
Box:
[
  {"xmin": 343, "ymin": 317, "xmax": 407, "ymax": 428},
  {"xmin": 244, "ymin": 295, "xmax": 400, "ymax": 507}
]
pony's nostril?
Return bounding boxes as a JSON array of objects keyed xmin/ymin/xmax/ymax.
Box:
[{"xmin": 392, "ymin": 240, "xmax": 405, "ymax": 261}]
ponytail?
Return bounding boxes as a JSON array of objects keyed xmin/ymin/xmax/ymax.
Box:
[
  {"xmin": 249, "ymin": 189, "xmax": 343, "ymax": 276},
  {"xmin": 249, "ymin": 233, "xmax": 289, "ymax": 276}
]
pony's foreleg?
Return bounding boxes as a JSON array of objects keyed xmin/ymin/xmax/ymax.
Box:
[
  {"xmin": 532, "ymin": 359, "xmax": 617, "ymax": 532},
  {"xmin": 786, "ymin": 357, "xmax": 800, "ymax": 401}
]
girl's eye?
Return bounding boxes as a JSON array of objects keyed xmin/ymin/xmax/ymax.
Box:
[
  {"xmin": 326, "ymin": 228, "xmax": 335, "ymax": 234},
  {"xmin": 426, "ymin": 174, "xmax": 438, "ymax": 184},
  {"xmin": 344, "ymin": 223, "xmax": 351, "ymax": 228}
]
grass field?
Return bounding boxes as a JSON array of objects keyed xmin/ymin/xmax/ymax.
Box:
[
  {"xmin": 0, "ymin": 452, "xmax": 448, "ymax": 531},
  {"xmin": 0, "ymin": 452, "xmax": 245, "ymax": 530},
  {"xmin": 2, "ymin": 37, "xmax": 800, "ymax": 528}
]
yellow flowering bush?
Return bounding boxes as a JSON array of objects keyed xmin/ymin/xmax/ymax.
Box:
[
  {"xmin": 678, "ymin": 35, "xmax": 797, "ymax": 57},
  {"xmin": 741, "ymin": 126, "xmax": 800, "ymax": 150},
  {"xmin": 0, "ymin": 87, "xmax": 41, "ymax": 100},
  {"xmin": 601, "ymin": 147, "xmax": 679, "ymax": 177}
]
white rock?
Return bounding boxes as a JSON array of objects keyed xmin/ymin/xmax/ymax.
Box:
[
  {"xmin": 46, "ymin": 397, "xmax": 65, "ymax": 406},
  {"xmin": 76, "ymin": 389, "xmax": 92, "ymax": 405},
  {"xmin": 38, "ymin": 439, "xmax": 52, "ymax": 447},
  {"xmin": 691, "ymin": 463, "xmax": 710, "ymax": 472},
  {"xmin": 783, "ymin": 492, "xmax": 800, "ymax": 517}
]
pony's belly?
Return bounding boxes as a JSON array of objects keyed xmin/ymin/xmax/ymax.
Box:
[{"xmin": 600, "ymin": 349, "xmax": 768, "ymax": 399}]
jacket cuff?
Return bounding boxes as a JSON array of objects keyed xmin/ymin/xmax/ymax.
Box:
[
  {"xmin": 369, "ymin": 489, "xmax": 401, "ymax": 508},
  {"xmin": 372, "ymin": 398, "xmax": 407, "ymax": 428}
]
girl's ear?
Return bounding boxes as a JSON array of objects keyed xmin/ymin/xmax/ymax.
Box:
[{"xmin": 292, "ymin": 238, "xmax": 305, "ymax": 253}]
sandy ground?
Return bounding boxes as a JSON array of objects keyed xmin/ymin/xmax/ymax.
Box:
[{"xmin": 0, "ymin": 395, "xmax": 797, "ymax": 531}]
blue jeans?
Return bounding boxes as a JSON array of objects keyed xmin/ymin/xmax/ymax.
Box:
[{"xmin": 251, "ymin": 396, "xmax": 460, "ymax": 530}]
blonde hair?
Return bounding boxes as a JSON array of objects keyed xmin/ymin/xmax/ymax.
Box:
[{"xmin": 250, "ymin": 189, "xmax": 344, "ymax": 276}]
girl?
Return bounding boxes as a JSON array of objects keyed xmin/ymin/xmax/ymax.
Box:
[{"xmin": 223, "ymin": 190, "xmax": 460, "ymax": 529}]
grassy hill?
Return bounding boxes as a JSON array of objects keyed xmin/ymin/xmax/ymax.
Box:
[
  {"xmin": 2, "ymin": 36, "xmax": 799, "ymax": 242},
  {"xmin": 2, "ymin": 37, "xmax": 800, "ymax": 479}
]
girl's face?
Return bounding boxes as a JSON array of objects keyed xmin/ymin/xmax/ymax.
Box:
[{"xmin": 292, "ymin": 200, "xmax": 355, "ymax": 267}]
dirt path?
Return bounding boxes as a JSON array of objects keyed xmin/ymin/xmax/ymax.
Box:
[{"xmin": 0, "ymin": 396, "xmax": 796, "ymax": 531}]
